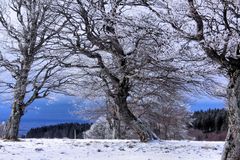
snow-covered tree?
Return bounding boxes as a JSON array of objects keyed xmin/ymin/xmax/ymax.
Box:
[
  {"xmin": 0, "ymin": 0, "xmax": 68, "ymax": 140},
  {"xmin": 84, "ymin": 115, "xmax": 137, "ymax": 139},
  {"xmin": 84, "ymin": 116, "xmax": 115, "ymax": 139},
  {"xmin": 56, "ymin": 0, "xmax": 220, "ymax": 142},
  {"xmin": 142, "ymin": 0, "xmax": 240, "ymax": 158}
]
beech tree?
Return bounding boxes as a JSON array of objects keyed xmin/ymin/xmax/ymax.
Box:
[
  {"xmin": 56, "ymin": 0, "xmax": 218, "ymax": 142},
  {"xmin": 0, "ymin": 0, "xmax": 68, "ymax": 140},
  {"xmin": 56, "ymin": 0, "xmax": 179, "ymax": 141},
  {"xmin": 142, "ymin": 0, "xmax": 240, "ymax": 159}
]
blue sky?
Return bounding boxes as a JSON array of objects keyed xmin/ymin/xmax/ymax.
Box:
[
  {"xmin": 0, "ymin": 96, "xmax": 225, "ymax": 121},
  {"xmin": 0, "ymin": 96, "xmax": 78, "ymax": 121},
  {"xmin": 0, "ymin": 95, "xmax": 225, "ymax": 134},
  {"xmin": 189, "ymin": 96, "xmax": 225, "ymax": 111},
  {"xmin": 0, "ymin": 95, "xmax": 225, "ymax": 121},
  {"xmin": 0, "ymin": 96, "xmax": 91, "ymax": 134}
]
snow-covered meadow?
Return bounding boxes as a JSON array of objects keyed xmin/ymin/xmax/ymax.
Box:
[{"xmin": 0, "ymin": 139, "xmax": 224, "ymax": 160}]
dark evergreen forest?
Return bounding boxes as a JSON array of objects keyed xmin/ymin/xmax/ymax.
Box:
[
  {"xmin": 189, "ymin": 108, "xmax": 228, "ymax": 141},
  {"xmin": 191, "ymin": 108, "xmax": 228, "ymax": 133},
  {"xmin": 26, "ymin": 123, "xmax": 91, "ymax": 139}
]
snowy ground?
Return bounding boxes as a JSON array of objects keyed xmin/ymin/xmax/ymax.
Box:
[{"xmin": 0, "ymin": 139, "xmax": 224, "ymax": 160}]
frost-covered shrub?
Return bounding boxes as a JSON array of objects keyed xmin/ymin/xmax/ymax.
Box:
[
  {"xmin": 83, "ymin": 116, "xmax": 138, "ymax": 139},
  {"xmin": 84, "ymin": 116, "xmax": 113, "ymax": 139}
]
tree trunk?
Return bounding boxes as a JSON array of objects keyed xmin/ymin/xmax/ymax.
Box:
[
  {"xmin": 4, "ymin": 60, "xmax": 31, "ymax": 141},
  {"xmin": 164, "ymin": 125, "xmax": 168, "ymax": 140},
  {"xmin": 115, "ymin": 95, "xmax": 158, "ymax": 142},
  {"xmin": 222, "ymin": 70, "xmax": 240, "ymax": 160},
  {"xmin": 4, "ymin": 106, "xmax": 23, "ymax": 141},
  {"xmin": 112, "ymin": 118, "xmax": 121, "ymax": 139}
]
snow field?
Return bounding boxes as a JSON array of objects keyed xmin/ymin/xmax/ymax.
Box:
[{"xmin": 0, "ymin": 139, "xmax": 224, "ymax": 160}]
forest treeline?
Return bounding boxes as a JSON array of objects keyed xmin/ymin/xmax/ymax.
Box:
[
  {"xmin": 26, "ymin": 123, "xmax": 91, "ymax": 139},
  {"xmin": 190, "ymin": 108, "xmax": 228, "ymax": 133},
  {"xmin": 188, "ymin": 108, "xmax": 228, "ymax": 141}
]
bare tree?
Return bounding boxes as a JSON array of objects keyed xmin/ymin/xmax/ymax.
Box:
[
  {"xmin": 142, "ymin": 0, "xmax": 240, "ymax": 159},
  {"xmin": 142, "ymin": 102, "xmax": 190, "ymax": 140},
  {"xmin": 55, "ymin": 0, "xmax": 218, "ymax": 142},
  {"xmin": 56, "ymin": 0, "xmax": 173, "ymax": 142},
  {"xmin": 0, "ymin": 0, "xmax": 68, "ymax": 140},
  {"xmin": 126, "ymin": 78, "xmax": 191, "ymax": 140}
]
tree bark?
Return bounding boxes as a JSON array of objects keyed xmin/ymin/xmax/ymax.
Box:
[
  {"xmin": 4, "ymin": 105, "xmax": 23, "ymax": 141},
  {"xmin": 164, "ymin": 125, "xmax": 168, "ymax": 140},
  {"xmin": 222, "ymin": 70, "xmax": 240, "ymax": 160},
  {"xmin": 3, "ymin": 59, "xmax": 32, "ymax": 141},
  {"xmin": 115, "ymin": 93, "xmax": 158, "ymax": 142},
  {"xmin": 111, "ymin": 118, "xmax": 121, "ymax": 139}
]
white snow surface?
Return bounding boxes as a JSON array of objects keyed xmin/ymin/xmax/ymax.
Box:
[{"xmin": 0, "ymin": 139, "xmax": 224, "ymax": 160}]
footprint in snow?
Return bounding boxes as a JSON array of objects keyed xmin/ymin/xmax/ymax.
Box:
[
  {"xmin": 35, "ymin": 148, "xmax": 44, "ymax": 152},
  {"xmin": 119, "ymin": 147, "xmax": 125, "ymax": 151},
  {"xmin": 104, "ymin": 144, "xmax": 109, "ymax": 148}
]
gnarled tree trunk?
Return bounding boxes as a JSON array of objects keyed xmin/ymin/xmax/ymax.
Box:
[
  {"xmin": 4, "ymin": 105, "xmax": 24, "ymax": 141},
  {"xmin": 222, "ymin": 70, "xmax": 240, "ymax": 160},
  {"xmin": 114, "ymin": 87, "xmax": 158, "ymax": 142},
  {"xmin": 4, "ymin": 61, "xmax": 30, "ymax": 141}
]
